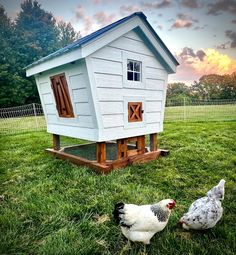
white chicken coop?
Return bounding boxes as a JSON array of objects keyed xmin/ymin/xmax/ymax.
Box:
[{"xmin": 26, "ymin": 12, "xmax": 179, "ymax": 173}]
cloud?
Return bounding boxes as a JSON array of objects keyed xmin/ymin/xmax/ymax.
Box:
[
  {"xmin": 225, "ymin": 30, "xmax": 236, "ymax": 48},
  {"xmin": 172, "ymin": 47, "xmax": 236, "ymax": 83},
  {"xmin": 143, "ymin": 0, "xmax": 172, "ymax": 9},
  {"xmin": 216, "ymin": 42, "xmax": 231, "ymax": 49},
  {"xmin": 231, "ymin": 19, "xmax": 236, "ymax": 24},
  {"xmin": 94, "ymin": 11, "xmax": 116, "ymax": 26},
  {"xmin": 74, "ymin": 5, "xmax": 97, "ymax": 35},
  {"xmin": 120, "ymin": 5, "xmax": 141, "ymax": 15},
  {"xmin": 170, "ymin": 13, "xmax": 198, "ymax": 29},
  {"xmin": 193, "ymin": 25, "xmax": 206, "ymax": 30},
  {"xmin": 181, "ymin": 0, "xmax": 200, "ymax": 9},
  {"xmin": 207, "ymin": 0, "xmax": 236, "ymax": 15},
  {"xmin": 55, "ymin": 15, "xmax": 66, "ymax": 23},
  {"xmin": 171, "ymin": 19, "xmax": 193, "ymax": 29},
  {"xmin": 196, "ymin": 50, "xmax": 206, "ymax": 61},
  {"xmin": 92, "ymin": 0, "xmax": 102, "ymax": 4},
  {"xmin": 75, "ymin": 5, "xmax": 85, "ymax": 20}
]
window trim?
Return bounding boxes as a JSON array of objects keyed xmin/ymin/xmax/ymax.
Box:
[{"xmin": 122, "ymin": 51, "xmax": 146, "ymax": 89}]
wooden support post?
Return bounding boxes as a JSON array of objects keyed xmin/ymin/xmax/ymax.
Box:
[
  {"xmin": 53, "ymin": 134, "xmax": 60, "ymax": 151},
  {"xmin": 150, "ymin": 133, "xmax": 157, "ymax": 151},
  {"xmin": 97, "ymin": 142, "xmax": 106, "ymax": 164},
  {"xmin": 137, "ymin": 135, "xmax": 145, "ymax": 154},
  {"xmin": 117, "ymin": 139, "xmax": 127, "ymax": 159}
]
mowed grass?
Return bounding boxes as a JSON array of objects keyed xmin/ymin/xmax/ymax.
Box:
[
  {"xmin": 165, "ymin": 104, "xmax": 236, "ymax": 122},
  {"xmin": 1, "ymin": 103, "xmax": 236, "ymax": 135},
  {"xmin": 0, "ymin": 116, "xmax": 46, "ymax": 135},
  {"xmin": 0, "ymin": 122, "xmax": 236, "ymax": 255}
]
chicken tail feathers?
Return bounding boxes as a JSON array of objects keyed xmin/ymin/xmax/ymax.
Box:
[
  {"xmin": 113, "ymin": 202, "xmax": 125, "ymax": 225},
  {"xmin": 207, "ymin": 179, "xmax": 225, "ymax": 201}
]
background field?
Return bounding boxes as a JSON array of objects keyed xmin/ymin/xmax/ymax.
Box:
[
  {"xmin": 0, "ymin": 121, "xmax": 235, "ymax": 255},
  {"xmin": 165, "ymin": 103, "xmax": 236, "ymax": 122},
  {"xmin": 1, "ymin": 101, "xmax": 236, "ymax": 135}
]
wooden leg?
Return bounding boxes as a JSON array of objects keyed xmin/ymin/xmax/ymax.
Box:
[
  {"xmin": 53, "ymin": 134, "xmax": 60, "ymax": 151},
  {"xmin": 117, "ymin": 139, "xmax": 127, "ymax": 159},
  {"xmin": 97, "ymin": 142, "xmax": 106, "ymax": 164},
  {"xmin": 137, "ymin": 135, "xmax": 145, "ymax": 154},
  {"xmin": 150, "ymin": 133, "xmax": 157, "ymax": 151}
]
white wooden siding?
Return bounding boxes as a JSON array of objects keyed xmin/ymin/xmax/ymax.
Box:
[
  {"xmin": 36, "ymin": 60, "xmax": 97, "ymax": 140},
  {"xmin": 97, "ymin": 88, "xmax": 163, "ymax": 101},
  {"xmin": 146, "ymin": 79, "xmax": 165, "ymax": 90},
  {"xmin": 102, "ymin": 114, "xmax": 124, "ymax": 128},
  {"xmin": 92, "ymin": 58, "xmax": 122, "ymax": 75},
  {"xmin": 47, "ymin": 124, "xmax": 98, "ymax": 141},
  {"xmin": 95, "ymin": 73, "xmax": 122, "ymax": 88},
  {"xmin": 42, "ymin": 92, "xmax": 53, "ymax": 104},
  {"xmin": 72, "ymin": 88, "xmax": 89, "ymax": 103},
  {"xmin": 88, "ymin": 29, "xmax": 168, "ymax": 140},
  {"xmin": 100, "ymin": 102, "xmax": 123, "ymax": 114},
  {"xmin": 146, "ymin": 101, "xmax": 162, "ymax": 112}
]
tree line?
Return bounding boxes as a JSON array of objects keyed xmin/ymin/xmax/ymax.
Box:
[
  {"xmin": 0, "ymin": 0, "xmax": 80, "ymax": 108},
  {"xmin": 167, "ymin": 73, "xmax": 236, "ymax": 103},
  {"xmin": 0, "ymin": 0, "xmax": 235, "ymax": 108}
]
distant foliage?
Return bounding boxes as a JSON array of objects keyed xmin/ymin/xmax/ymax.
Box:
[
  {"xmin": 167, "ymin": 82, "xmax": 191, "ymax": 103},
  {"xmin": 57, "ymin": 21, "xmax": 81, "ymax": 48},
  {"xmin": 0, "ymin": 0, "xmax": 80, "ymax": 107},
  {"xmin": 167, "ymin": 73, "xmax": 236, "ymax": 102},
  {"xmin": 192, "ymin": 73, "xmax": 236, "ymax": 100}
]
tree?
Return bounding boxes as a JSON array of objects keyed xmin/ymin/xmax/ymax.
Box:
[
  {"xmin": 15, "ymin": 0, "xmax": 59, "ymax": 66},
  {"xmin": 167, "ymin": 82, "xmax": 191, "ymax": 101},
  {"xmin": 0, "ymin": 1, "xmax": 82, "ymax": 107},
  {"xmin": 220, "ymin": 73, "xmax": 236, "ymax": 99},
  {"xmin": 0, "ymin": 5, "xmax": 27, "ymax": 107},
  {"xmin": 0, "ymin": 65, "xmax": 32, "ymax": 107},
  {"xmin": 57, "ymin": 21, "xmax": 80, "ymax": 48},
  {"xmin": 191, "ymin": 73, "xmax": 236, "ymax": 100}
]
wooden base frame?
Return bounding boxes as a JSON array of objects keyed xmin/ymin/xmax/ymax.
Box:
[{"xmin": 46, "ymin": 133, "xmax": 169, "ymax": 174}]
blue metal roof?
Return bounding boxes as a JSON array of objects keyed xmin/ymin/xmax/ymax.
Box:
[{"xmin": 26, "ymin": 12, "xmax": 179, "ymax": 69}]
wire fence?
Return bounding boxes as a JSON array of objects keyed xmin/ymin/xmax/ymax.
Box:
[
  {"xmin": 0, "ymin": 99, "xmax": 236, "ymax": 135},
  {"xmin": 165, "ymin": 98, "xmax": 236, "ymax": 122},
  {"xmin": 0, "ymin": 103, "xmax": 46, "ymax": 134}
]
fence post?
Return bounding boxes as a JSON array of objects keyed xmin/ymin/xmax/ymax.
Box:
[
  {"xmin": 33, "ymin": 103, "xmax": 39, "ymax": 130},
  {"xmin": 183, "ymin": 97, "xmax": 186, "ymax": 121}
]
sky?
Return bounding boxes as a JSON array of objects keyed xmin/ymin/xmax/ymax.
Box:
[{"xmin": 1, "ymin": 0, "xmax": 236, "ymax": 84}]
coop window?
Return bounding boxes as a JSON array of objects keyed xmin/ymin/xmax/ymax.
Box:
[
  {"xmin": 128, "ymin": 102, "xmax": 143, "ymax": 122},
  {"xmin": 127, "ymin": 60, "xmax": 141, "ymax": 82},
  {"xmin": 50, "ymin": 73, "xmax": 74, "ymax": 118}
]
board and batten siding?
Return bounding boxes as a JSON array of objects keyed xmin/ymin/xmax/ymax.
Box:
[
  {"xmin": 35, "ymin": 60, "xmax": 98, "ymax": 140},
  {"xmin": 87, "ymin": 30, "xmax": 168, "ymax": 141}
]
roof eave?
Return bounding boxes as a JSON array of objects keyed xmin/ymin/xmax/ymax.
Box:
[{"xmin": 26, "ymin": 47, "xmax": 82, "ymax": 77}]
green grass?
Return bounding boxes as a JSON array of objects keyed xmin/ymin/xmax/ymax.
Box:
[
  {"xmin": 165, "ymin": 104, "xmax": 236, "ymax": 121},
  {"xmin": 0, "ymin": 122, "xmax": 236, "ymax": 255},
  {"xmin": 1, "ymin": 103, "xmax": 236, "ymax": 135},
  {"xmin": 0, "ymin": 116, "xmax": 46, "ymax": 134}
]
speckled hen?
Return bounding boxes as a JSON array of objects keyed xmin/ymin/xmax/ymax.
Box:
[{"xmin": 179, "ymin": 179, "xmax": 225, "ymax": 230}]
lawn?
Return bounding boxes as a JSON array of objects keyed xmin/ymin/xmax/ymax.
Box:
[
  {"xmin": 0, "ymin": 121, "xmax": 236, "ymax": 255},
  {"xmin": 165, "ymin": 104, "xmax": 236, "ymax": 122}
]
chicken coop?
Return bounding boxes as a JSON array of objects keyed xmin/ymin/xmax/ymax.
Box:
[{"xmin": 26, "ymin": 12, "xmax": 179, "ymax": 173}]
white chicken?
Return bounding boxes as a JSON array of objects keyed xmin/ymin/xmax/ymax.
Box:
[
  {"xmin": 179, "ymin": 179, "xmax": 225, "ymax": 230},
  {"xmin": 113, "ymin": 199, "xmax": 176, "ymax": 244}
]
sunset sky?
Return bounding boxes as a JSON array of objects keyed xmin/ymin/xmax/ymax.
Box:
[{"xmin": 2, "ymin": 0, "xmax": 236, "ymax": 84}]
